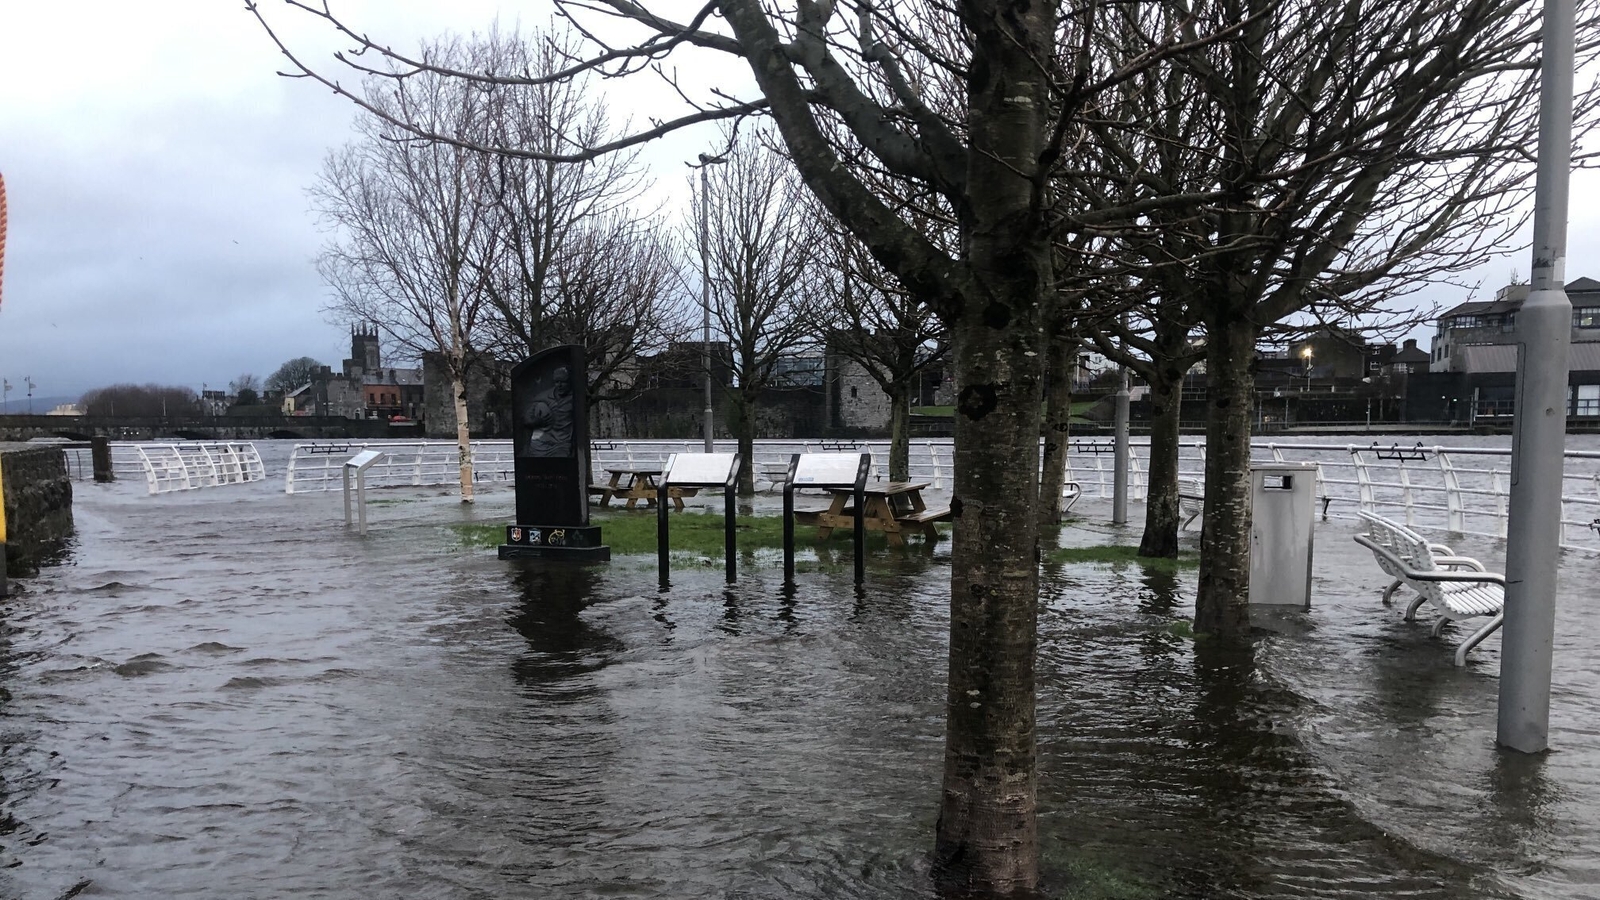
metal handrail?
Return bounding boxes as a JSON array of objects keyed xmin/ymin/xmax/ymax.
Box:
[{"xmin": 280, "ymin": 437, "xmax": 1600, "ymax": 552}]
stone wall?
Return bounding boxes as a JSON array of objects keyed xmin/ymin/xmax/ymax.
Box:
[
  {"xmin": 1, "ymin": 444, "xmax": 74, "ymax": 577},
  {"xmin": 834, "ymin": 359, "xmax": 894, "ymax": 430}
]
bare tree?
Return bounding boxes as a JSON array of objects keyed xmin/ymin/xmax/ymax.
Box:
[
  {"xmin": 813, "ymin": 222, "xmax": 946, "ymax": 481},
  {"xmin": 264, "ymin": 356, "xmax": 326, "ymax": 394},
  {"xmin": 247, "ymin": 0, "xmax": 1295, "ymax": 890},
  {"xmin": 1061, "ymin": 0, "xmax": 1600, "ymax": 636},
  {"xmin": 473, "ymin": 27, "xmax": 686, "ymax": 405},
  {"xmin": 311, "ymin": 38, "xmax": 499, "ymax": 502},
  {"xmin": 691, "ymin": 135, "xmax": 824, "ymax": 495}
]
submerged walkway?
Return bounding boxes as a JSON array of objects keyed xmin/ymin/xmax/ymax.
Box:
[{"xmin": 0, "ymin": 474, "xmax": 1593, "ymax": 899}]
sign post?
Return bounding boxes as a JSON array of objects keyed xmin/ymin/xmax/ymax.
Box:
[
  {"xmin": 782, "ymin": 452, "xmax": 871, "ymax": 585},
  {"xmin": 655, "ymin": 452, "xmax": 740, "ymax": 585}
]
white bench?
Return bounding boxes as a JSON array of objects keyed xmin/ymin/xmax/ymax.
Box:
[
  {"xmin": 1353, "ymin": 511, "xmax": 1505, "ymax": 666},
  {"xmin": 1061, "ymin": 480, "xmax": 1082, "ymax": 514},
  {"xmin": 1179, "ymin": 478, "xmax": 1205, "ymax": 530}
]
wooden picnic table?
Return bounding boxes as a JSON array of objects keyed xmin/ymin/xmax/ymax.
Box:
[
  {"xmin": 591, "ymin": 467, "xmax": 700, "ymax": 511},
  {"xmin": 795, "ymin": 480, "xmax": 951, "ymax": 546}
]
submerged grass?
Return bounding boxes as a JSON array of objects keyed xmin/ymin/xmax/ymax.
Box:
[
  {"xmin": 1047, "ymin": 544, "xmax": 1199, "ymax": 571},
  {"xmin": 449, "ymin": 509, "xmax": 945, "ymax": 556}
]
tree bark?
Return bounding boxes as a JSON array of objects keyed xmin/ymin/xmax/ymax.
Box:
[
  {"xmin": 1195, "ymin": 316, "xmax": 1258, "ymax": 636},
  {"xmin": 937, "ymin": 315, "xmax": 1047, "ymax": 894},
  {"xmin": 733, "ymin": 389, "xmax": 756, "ymax": 497},
  {"xmin": 450, "ymin": 365, "xmax": 475, "ymax": 504},
  {"xmin": 1138, "ymin": 372, "xmax": 1182, "ymax": 558},
  {"xmin": 888, "ymin": 383, "xmax": 911, "ymax": 482},
  {"xmin": 1037, "ymin": 335, "xmax": 1075, "ymax": 531}
]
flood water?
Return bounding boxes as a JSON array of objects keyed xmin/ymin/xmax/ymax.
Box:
[{"xmin": 1, "ymin": 440, "xmax": 1597, "ymax": 898}]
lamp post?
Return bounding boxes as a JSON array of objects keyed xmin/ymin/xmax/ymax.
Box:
[
  {"xmin": 696, "ymin": 153, "xmax": 728, "ymax": 452},
  {"xmin": 1499, "ymin": 0, "xmax": 1575, "ymax": 754},
  {"xmin": 24, "ymin": 376, "xmax": 34, "ymax": 414}
]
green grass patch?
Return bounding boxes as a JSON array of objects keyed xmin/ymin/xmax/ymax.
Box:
[
  {"xmin": 1047, "ymin": 544, "xmax": 1199, "ymax": 571},
  {"xmin": 449, "ymin": 510, "xmax": 945, "ymax": 557}
]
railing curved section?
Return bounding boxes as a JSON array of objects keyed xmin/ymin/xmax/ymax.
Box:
[{"xmin": 121, "ymin": 442, "xmax": 265, "ymax": 495}]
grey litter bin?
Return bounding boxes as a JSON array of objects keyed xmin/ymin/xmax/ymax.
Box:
[{"xmin": 1248, "ymin": 461, "xmax": 1318, "ymax": 609}]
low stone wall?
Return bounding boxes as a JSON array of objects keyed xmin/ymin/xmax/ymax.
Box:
[{"xmin": 1, "ymin": 444, "xmax": 74, "ymax": 577}]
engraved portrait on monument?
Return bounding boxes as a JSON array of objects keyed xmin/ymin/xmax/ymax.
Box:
[{"xmin": 520, "ymin": 365, "xmax": 575, "ymax": 458}]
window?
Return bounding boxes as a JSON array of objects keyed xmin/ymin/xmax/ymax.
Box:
[
  {"xmin": 1577, "ymin": 384, "xmax": 1600, "ymax": 417},
  {"xmin": 849, "ymin": 386, "xmax": 858, "ymax": 399},
  {"xmin": 1574, "ymin": 307, "xmax": 1600, "ymax": 328}
]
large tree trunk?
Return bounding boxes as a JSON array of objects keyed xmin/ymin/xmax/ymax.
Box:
[
  {"xmin": 1138, "ymin": 372, "xmax": 1183, "ymax": 557},
  {"xmin": 888, "ymin": 383, "xmax": 911, "ymax": 482},
  {"xmin": 1037, "ymin": 334, "xmax": 1075, "ymax": 531},
  {"xmin": 1195, "ymin": 316, "xmax": 1258, "ymax": 636},
  {"xmin": 733, "ymin": 390, "xmax": 756, "ymax": 497},
  {"xmin": 450, "ymin": 365, "xmax": 475, "ymax": 503},
  {"xmin": 937, "ymin": 315, "xmax": 1047, "ymax": 894}
]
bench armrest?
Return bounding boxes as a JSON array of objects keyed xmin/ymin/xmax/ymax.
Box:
[
  {"xmin": 1432, "ymin": 555, "xmax": 1486, "ymax": 572},
  {"xmin": 1405, "ymin": 569, "xmax": 1505, "ymax": 586}
]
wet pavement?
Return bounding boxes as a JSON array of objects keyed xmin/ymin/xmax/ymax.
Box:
[{"xmin": 0, "ymin": 442, "xmax": 1596, "ymax": 898}]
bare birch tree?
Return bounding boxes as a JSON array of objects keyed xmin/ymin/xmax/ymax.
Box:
[
  {"xmin": 473, "ymin": 27, "xmax": 686, "ymax": 405},
  {"xmin": 312, "ymin": 38, "xmax": 497, "ymax": 501}
]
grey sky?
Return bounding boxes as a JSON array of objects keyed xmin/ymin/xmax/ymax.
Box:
[{"xmin": 2, "ymin": 1, "xmax": 1596, "ymax": 405}]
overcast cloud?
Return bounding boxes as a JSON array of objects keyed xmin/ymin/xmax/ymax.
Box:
[{"xmin": 2, "ymin": 1, "xmax": 1598, "ymax": 407}]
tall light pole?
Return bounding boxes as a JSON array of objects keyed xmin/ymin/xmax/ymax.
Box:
[
  {"xmin": 696, "ymin": 153, "xmax": 728, "ymax": 452},
  {"xmin": 24, "ymin": 376, "xmax": 34, "ymax": 414},
  {"xmin": 1499, "ymin": 0, "xmax": 1575, "ymax": 754}
]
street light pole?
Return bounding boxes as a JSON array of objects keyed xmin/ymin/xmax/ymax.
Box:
[
  {"xmin": 1499, "ymin": 0, "xmax": 1575, "ymax": 754},
  {"xmin": 697, "ymin": 153, "xmax": 728, "ymax": 453}
]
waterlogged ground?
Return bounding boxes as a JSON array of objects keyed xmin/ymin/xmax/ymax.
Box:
[{"xmin": 0, "ymin": 448, "xmax": 1596, "ymax": 899}]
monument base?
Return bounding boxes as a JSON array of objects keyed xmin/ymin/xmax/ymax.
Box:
[
  {"xmin": 498, "ymin": 524, "xmax": 609, "ymax": 563},
  {"xmin": 498, "ymin": 544, "xmax": 611, "ymax": 562}
]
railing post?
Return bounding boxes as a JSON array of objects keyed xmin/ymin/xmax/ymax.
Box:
[
  {"xmin": 1493, "ymin": 469, "xmax": 1509, "ymax": 537},
  {"xmin": 1399, "ymin": 466, "xmax": 1416, "ymax": 527},
  {"xmin": 1352, "ymin": 447, "xmax": 1373, "ymax": 512},
  {"xmin": 1439, "ymin": 451, "xmax": 1465, "ymax": 532}
]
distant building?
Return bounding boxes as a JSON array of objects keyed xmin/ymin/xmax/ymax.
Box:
[
  {"xmin": 295, "ymin": 326, "xmax": 425, "ymax": 421},
  {"xmin": 1407, "ymin": 278, "xmax": 1600, "ymax": 423}
]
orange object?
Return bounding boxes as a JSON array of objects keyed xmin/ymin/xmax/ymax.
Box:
[{"xmin": 0, "ymin": 172, "xmax": 8, "ymax": 311}]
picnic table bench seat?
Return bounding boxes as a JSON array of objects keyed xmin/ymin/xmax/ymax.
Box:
[
  {"xmin": 898, "ymin": 506, "xmax": 952, "ymax": 526},
  {"xmin": 1353, "ymin": 511, "xmax": 1505, "ymax": 666}
]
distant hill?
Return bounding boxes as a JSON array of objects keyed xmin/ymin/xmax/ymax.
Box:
[{"xmin": 0, "ymin": 395, "xmax": 79, "ymax": 415}]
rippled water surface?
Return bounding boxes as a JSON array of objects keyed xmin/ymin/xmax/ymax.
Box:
[{"xmin": 1, "ymin": 440, "xmax": 1597, "ymax": 899}]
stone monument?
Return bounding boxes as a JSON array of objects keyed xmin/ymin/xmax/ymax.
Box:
[{"xmin": 498, "ymin": 345, "xmax": 609, "ymax": 561}]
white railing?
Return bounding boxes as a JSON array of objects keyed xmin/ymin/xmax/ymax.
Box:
[
  {"xmin": 279, "ymin": 437, "xmax": 1600, "ymax": 552},
  {"xmin": 127, "ymin": 442, "xmax": 266, "ymax": 495},
  {"xmin": 1062, "ymin": 439, "xmax": 1600, "ymax": 553},
  {"xmin": 283, "ymin": 438, "xmax": 956, "ymax": 494},
  {"xmin": 284, "ymin": 441, "xmax": 518, "ymax": 493}
]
